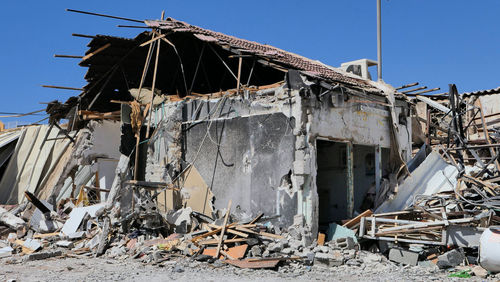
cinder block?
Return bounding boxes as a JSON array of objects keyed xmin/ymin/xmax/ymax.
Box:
[{"xmin": 388, "ymin": 248, "xmax": 418, "ymax": 266}]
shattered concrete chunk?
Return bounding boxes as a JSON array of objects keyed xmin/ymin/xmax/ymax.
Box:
[
  {"xmin": 23, "ymin": 250, "xmax": 62, "ymax": 261},
  {"xmin": 0, "ymin": 246, "xmax": 13, "ymax": 258},
  {"xmin": 249, "ymin": 245, "xmax": 262, "ymax": 257},
  {"xmin": 436, "ymin": 249, "xmax": 465, "ymax": 269},
  {"xmin": 56, "ymin": 240, "xmax": 74, "ymax": 248},
  {"xmin": 314, "ymin": 252, "xmax": 344, "ymax": 267},
  {"xmin": 472, "ymin": 265, "xmax": 488, "ymax": 278},
  {"xmin": 388, "ymin": 249, "xmax": 418, "ymax": 266},
  {"xmin": 0, "ymin": 207, "xmax": 25, "ymax": 230}
]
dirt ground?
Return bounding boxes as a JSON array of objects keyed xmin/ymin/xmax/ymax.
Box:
[{"xmin": 1, "ymin": 256, "xmax": 495, "ymax": 282}]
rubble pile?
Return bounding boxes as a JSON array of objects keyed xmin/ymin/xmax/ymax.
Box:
[{"xmin": 1, "ymin": 9, "xmax": 500, "ymax": 280}]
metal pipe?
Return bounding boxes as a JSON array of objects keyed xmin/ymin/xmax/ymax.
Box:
[
  {"xmin": 401, "ymin": 86, "xmax": 427, "ymax": 94},
  {"xmin": 396, "ymin": 82, "xmax": 418, "ymax": 90},
  {"xmin": 66, "ymin": 9, "xmax": 143, "ymax": 23},
  {"xmin": 377, "ymin": 0, "xmax": 382, "ymax": 80}
]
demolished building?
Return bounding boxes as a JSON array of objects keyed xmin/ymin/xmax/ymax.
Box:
[
  {"xmin": 40, "ymin": 17, "xmax": 411, "ymax": 238},
  {"xmin": 1, "ymin": 12, "xmax": 499, "ymax": 276}
]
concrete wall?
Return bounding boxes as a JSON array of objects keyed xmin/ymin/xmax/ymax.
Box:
[
  {"xmin": 184, "ymin": 113, "xmax": 296, "ymax": 227},
  {"xmin": 146, "ymin": 79, "xmax": 412, "ymax": 237}
]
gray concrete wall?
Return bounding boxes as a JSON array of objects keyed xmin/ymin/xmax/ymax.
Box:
[
  {"xmin": 146, "ymin": 79, "xmax": 412, "ymax": 237},
  {"xmin": 184, "ymin": 112, "xmax": 296, "ymax": 227}
]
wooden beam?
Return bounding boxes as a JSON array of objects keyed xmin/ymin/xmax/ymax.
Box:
[
  {"xmin": 401, "ymin": 86, "xmax": 427, "ymax": 94},
  {"xmin": 409, "ymin": 88, "xmax": 440, "ymax": 95},
  {"xmin": 72, "ymin": 33, "xmax": 96, "ymax": 39},
  {"xmin": 139, "ymin": 34, "xmax": 166, "ymax": 47},
  {"xmin": 81, "ymin": 43, "xmax": 111, "ymax": 61},
  {"xmin": 117, "ymin": 25, "xmax": 152, "ymax": 29},
  {"xmin": 396, "ymin": 82, "xmax": 418, "ymax": 90},
  {"xmin": 145, "ymin": 30, "xmax": 162, "ymax": 138},
  {"xmin": 236, "ymin": 57, "xmax": 242, "ymax": 93},
  {"xmin": 66, "ymin": 9, "xmax": 144, "ymax": 23},
  {"xmin": 54, "ymin": 54, "xmax": 84, "ymax": 59},
  {"xmin": 191, "ymin": 222, "xmax": 238, "ymax": 242},
  {"xmin": 199, "ymin": 238, "xmax": 247, "ymax": 245},
  {"xmin": 41, "ymin": 85, "xmax": 83, "ymax": 91},
  {"xmin": 215, "ymin": 200, "xmax": 232, "ymax": 258}
]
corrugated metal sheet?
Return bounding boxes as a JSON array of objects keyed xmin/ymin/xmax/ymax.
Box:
[
  {"xmin": 462, "ymin": 86, "xmax": 500, "ymax": 97},
  {"xmin": 0, "ymin": 125, "xmax": 77, "ymax": 204},
  {"xmin": 0, "ymin": 129, "xmax": 22, "ymax": 168},
  {"xmin": 0, "ymin": 129, "xmax": 22, "ymax": 148}
]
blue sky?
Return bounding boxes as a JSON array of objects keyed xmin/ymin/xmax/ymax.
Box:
[{"xmin": 1, "ymin": 0, "xmax": 499, "ymax": 125}]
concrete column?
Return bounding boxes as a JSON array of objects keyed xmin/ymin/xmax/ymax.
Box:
[
  {"xmin": 375, "ymin": 145, "xmax": 382, "ymax": 195},
  {"xmin": 346, "ymin": 142, "xmax": 354, "ymax": 218}
]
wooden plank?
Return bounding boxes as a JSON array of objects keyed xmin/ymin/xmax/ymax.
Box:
[
  {"xmin": 33, "ymin": 232, "xmax": 60, "ymax": 239},
  {"xmin": 191, "ymin": 222, "xmax": 237, "ymax": 242},
  {"xmin": 199, "ymin": 238, "xmax": 247, "ymax": 245},
  {"xmin": 216, "ymin": 200, "xmax": 232, "ymax": 258},
  {"xmin": 81, "ymin": 43, "xmax": 111, "ymax": 61},
  {"xmin": 258, "ymin": 231, "xmax": 283, "ymax": 239},
  {"xmin": 317, "ymin": 233, "xmax": 325, "ymax": 246},
  {"xmin": 248, "ymin": 213, "xmax": 264, "ymax": 224},
  {"xmin": 203, "ymin": 245, "xmax": 248, "ymax": 259},
  {"xmin": 234, "ymin": 226, "xmax": 258, "ymax": 235},
  {"xmin": 236, "ymin": 57, "xmax": 242, "ymax": 93},
  {"xmin": 145, "ymin": 31, "xmax": 162, "ymax": 138},
  {"xmin": 139, "ymin": 34, "xmax": 166, "ymax": 47},
  {"xmin": 342, "ymin": 209, "xmax": 373, "ymax": 229},
  {"xmin": 226, "ymin": 228, "xmax": 248, "ymax": 238},
  {"xmin": 41, "ymin": 85, "xmax": 83, "ymax": 91},
  {"xmin": 54, "ymin": 55, "xmax": 84, "ymax": 59},
  {"xmin": 208, "ymin": 223, "xmax": 249, "ymax": 238}
]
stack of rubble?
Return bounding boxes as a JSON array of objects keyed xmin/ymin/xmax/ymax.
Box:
[{"xmin": 338, "ymin": 83, "xmax": 500, "ymax": 277}]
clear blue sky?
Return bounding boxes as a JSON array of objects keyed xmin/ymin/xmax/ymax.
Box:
[{"xmin": 1, "ymin": 0, "xmax": 499, "ymax": 125}]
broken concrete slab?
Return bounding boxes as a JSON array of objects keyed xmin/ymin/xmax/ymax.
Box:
[
  {"xmin": 38, "ymin": 219, "xmax": 62, "ymax": 233},
  {"xmin": 326, "ymin": 223, "xmax": 358, "ymax": 243},
  {"xmin": 60, "ymin": 203, "xmax": 105, "ymax": 235},
  {"xmin": 0, "ymin": 206, "xmax": 25, "ymax": 229},
  {"xmin": 446, "ymin": 225, "xmax": 483, "ymax": 248},
  {"xmin": 56, "ymin": 240, "xmax": 74, "ymax": 248},
  {"xmin": 23, "ymin": 238, "xmax": 42, "ymax": 252},
  {"xmin": 472, "ymin": 265, "xmax": 488, "ymax": 278},
  {"xmin": 376, "ymin": 151, "xmax": 459, "ymax": 213},
  {"xmin": 66, "ymin": 231, "xmax": 86, "ymax": 240},
  {"xmin": 388, "ymin": 248, "xmax": 419, "ymax": 266},
  {"xmin": 0, "ymin": 246, "xmax": 13, "ymax": 258},
  {"xmin": 314, "ymin": 251, "xmax": 344, "ymax": 267},
  {"xmin": 23, "ymin": 250, "xmax": 62, "ymax": 261},
  {"xmin": 436, "ymin": 249, "xmax": 465, "ymax": 269}
]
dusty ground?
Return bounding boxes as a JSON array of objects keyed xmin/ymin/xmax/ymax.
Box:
[{"xmin": 0, "ymin": 256, "xmax": 495, "ymax": 282}]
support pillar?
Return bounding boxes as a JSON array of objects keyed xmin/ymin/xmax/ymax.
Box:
[{"xmin": 346, "ymin": 142, "xmax": 354, "ymax": 218}]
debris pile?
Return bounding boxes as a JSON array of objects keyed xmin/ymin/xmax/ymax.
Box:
[
  {"xmin": 1, "ymin": 9, "xmax": 500, "ymax": 280},
  {"xmin": 339, "ymin": 83, "xmax": 500, "ymax": 277}
]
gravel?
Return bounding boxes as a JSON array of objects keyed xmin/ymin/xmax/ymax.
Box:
[{"xmin": 1, "ymin": 255, "xmax": 496, "ymax": 282}]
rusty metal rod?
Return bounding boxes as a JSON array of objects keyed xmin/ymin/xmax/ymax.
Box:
[
  {"xmin": 66, "ymin": 9, "xmax": 143, "ymax": 23},
  {"xmin": 401, "ymin": 86, "xmax": 427, "ymax": 94},
  {"xmin": 54, "ymin": 54, "xmax": 83, "ymax": 58},
  {"xmin": 72, "ymin": 33, "xmax": 95, "ymax": 39},
  {"xmin": 410, "ymin": 88, "xmax": 440, "ymax": 95},
  {"xmin": 41, "ymin": 85, "xmax": 83, "ymax": 91},
  {"xmin": 396, "ymin": 82, "xmax": 418, "ymax": 90},
  {"xmin": 117, "ymin": 25, "xmax": 152, "ymax": 29}
]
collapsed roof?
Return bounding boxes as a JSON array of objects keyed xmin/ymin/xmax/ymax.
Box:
[{"xmin": 53, "ymin": 17, "xmax": 391, "ymax": 117}]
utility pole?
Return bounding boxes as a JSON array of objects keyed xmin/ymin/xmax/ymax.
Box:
[{"xmin": 377, "ymin": 0, "xmax": 382, "ymax": 81}]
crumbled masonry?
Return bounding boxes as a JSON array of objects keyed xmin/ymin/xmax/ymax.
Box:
[{"xmin": 0, "ymin": 13, "xmax": 500, "ymax": 279}]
